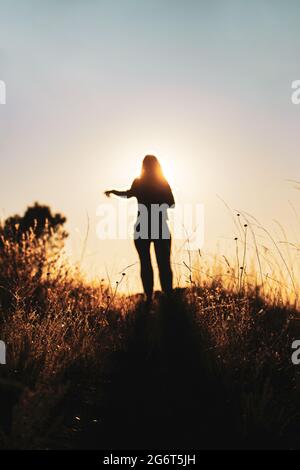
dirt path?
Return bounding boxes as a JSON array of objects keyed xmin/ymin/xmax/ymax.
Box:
[{"xmin": 68, "ymin": 290, "xmax": 238, "ymax": 450}]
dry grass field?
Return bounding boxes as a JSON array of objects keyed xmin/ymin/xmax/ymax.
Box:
[{"xmin": 0, "ymin": 206, "xmax": 300, "ymax": 450}]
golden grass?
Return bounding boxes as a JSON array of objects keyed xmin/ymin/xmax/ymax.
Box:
[{"xmin": 0, "ymin": 214, "xmax": 300, "ymax": 449}]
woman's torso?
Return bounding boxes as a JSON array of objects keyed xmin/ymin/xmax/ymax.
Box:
[{"xmin": 131, "ymin": 178, "xmax": 173, "ymax": 240}]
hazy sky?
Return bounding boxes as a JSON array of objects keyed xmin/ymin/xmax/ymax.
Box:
[{"xmin": 1, "ymin": 1, "xmax": 300, "ymax": 290}]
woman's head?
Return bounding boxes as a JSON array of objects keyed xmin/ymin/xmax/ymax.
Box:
[{"xmin": 141, "ymin": 155, "xmax": 164, "ymax": 180}]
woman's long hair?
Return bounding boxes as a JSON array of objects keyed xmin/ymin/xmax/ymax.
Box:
[{"xmin": 140, "ymin": 155, "xmax": 166, "ymax": 182}]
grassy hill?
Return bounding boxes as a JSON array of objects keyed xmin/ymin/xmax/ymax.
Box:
[
  {"xmin": 0, "ymin": 262, "xmax": 299, "ymax": 449},
  {"xmin": 1, "ymin": 205, "xmax": 300, "ymax": 449}
]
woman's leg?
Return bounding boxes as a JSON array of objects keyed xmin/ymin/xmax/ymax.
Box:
[
  {"xmin": 134, "ymin": 239, "xmax": 153, "ymax": 301},
  {"xmin": 154, "ymin": 237, "xmax": 173, "ymax": 294}
]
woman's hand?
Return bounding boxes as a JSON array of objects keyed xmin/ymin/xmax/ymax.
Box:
[{"xmin": 104, "ymin": 189, "xmax": 128, "ymax": 198}]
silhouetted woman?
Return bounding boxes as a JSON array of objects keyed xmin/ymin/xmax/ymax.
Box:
[{"xmin": 105, "ymin": 155, "xmax": 175, "ymax": 303}]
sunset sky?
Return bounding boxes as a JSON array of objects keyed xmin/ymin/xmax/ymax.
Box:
[{"xmin": 1, "ymin": 1, "xmax": 300, "ymax": 291}]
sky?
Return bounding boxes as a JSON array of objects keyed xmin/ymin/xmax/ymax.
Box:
[{"xmin": 1, "ymin": 0, "xmax": 300, "ymax": 291}]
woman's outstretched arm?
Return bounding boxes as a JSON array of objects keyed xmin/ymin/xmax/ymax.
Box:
[
  {"xmin": 105, "ymin": 179, "xmax": 137, "ymax": 199},
  {"xmin": 104, "ymin": 189, "xmax": 133, "ymax": 198}
]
